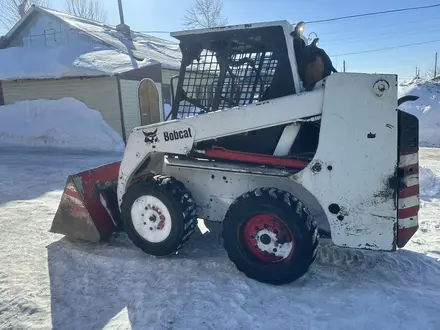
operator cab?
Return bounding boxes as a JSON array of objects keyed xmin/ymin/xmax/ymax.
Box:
[
  {"xmin": 169, "ymin": 21, "xmax": 299, "ymax": 119},
  {"xmin": 167, "ymin": 21, "xmax": 329, "ymax": 166}
]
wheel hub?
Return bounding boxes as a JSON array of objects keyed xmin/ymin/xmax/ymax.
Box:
[
  {"xmin": 259, "ymin": 233, "xmax": 271, "ymax": 245},
  {"xmin": 243, "ymin": 213, "xmax": 294, "ymax": 262},
  {"xmin": 131, "ymin": 196, "xmax": 172, "ymax": 243}
]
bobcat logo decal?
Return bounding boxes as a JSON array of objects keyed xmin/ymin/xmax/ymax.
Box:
[{"xmin": 142, "ymin": 128, "xmax": 159, "ymax": 144}]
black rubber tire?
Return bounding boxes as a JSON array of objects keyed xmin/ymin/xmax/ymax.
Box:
[
  {"xmin": 222, "ymin": 187, "xmax": 319, "ymax": 285},
  {"xmin": 120, "ymin": 175, "xmax": 197, "ymax": 256}
]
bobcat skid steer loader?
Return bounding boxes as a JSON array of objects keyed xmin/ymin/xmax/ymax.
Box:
[{"xmin": 50, "ymin": 20, "xmax": 420, "ymax": 285}]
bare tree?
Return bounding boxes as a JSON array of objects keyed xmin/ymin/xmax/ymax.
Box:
[
  {"xmin": 64, "ymin": 0, "xmax": 107, "ymax": 22},
  {"xmin": 0, "ymin": 0, "xmax": 50, "ymax": 30},
  {"xmin": 183, "ymin": 0, "xmax": 227, "ymax": 29},
  {"xmin": 426, "ymin": 69, "xmax": 435, "ymax": 80},
  {"xmin": 425, "ymin": 68, "xmax": 440, "ymax": 80}
]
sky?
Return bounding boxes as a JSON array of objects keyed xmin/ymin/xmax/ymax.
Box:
[{"xmin": 3, "ymin": 0, "xmax": 440, "ymax": 81}]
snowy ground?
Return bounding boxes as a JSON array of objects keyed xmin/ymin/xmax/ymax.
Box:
[{"xmin": 0, "ymin": 147, "xmax": 439, "ymax": 330}]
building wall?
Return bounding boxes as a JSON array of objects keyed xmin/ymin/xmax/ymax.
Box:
[
  {"xmin": 120, "ymin": 79, "xmax": 141, "ymax": 137},
  {"xmin": 1, "ymin": 77, "xmax": 123, "ymax": 136},
  {"xmin": 162, "ymin": 69, "xmax": 179, "ymax": 86},
  {"xmin": 162, "ymin": 69, "xmax": 179, "ymax": 106},
  {"xmin": 7, "ymin": 12, "xmax": 100, "ymax": 49}
]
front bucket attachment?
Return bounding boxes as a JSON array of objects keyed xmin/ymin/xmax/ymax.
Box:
[{"xmin": 50, "ymin": 161, "xmax": 122, "ymax": 242}]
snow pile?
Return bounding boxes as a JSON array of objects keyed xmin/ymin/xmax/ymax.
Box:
[
  {"xmin": 419, "ymin": 166, "xmax": 440, "ymax": 199},
  {"xmin": 0, "ymin": 44, "xmax": 160, "ymax": 80},
  {"xmin": 0, "ymin": 98, "xmax": 125, "ymax": 152},
  {"xmin": 399, "ymin": 79, "xmax": 440, "ymax": 147}
]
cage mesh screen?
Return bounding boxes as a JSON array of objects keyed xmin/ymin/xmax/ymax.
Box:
[
  {"xmin": 178, "ymin": 50, "xmax": 220, "ymax": 118},
  {"xmin": 176, "ymin": 43, "xmax": 279, "ymax": 118}
]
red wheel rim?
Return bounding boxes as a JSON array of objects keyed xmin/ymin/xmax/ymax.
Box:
[{"xmin": 242, "ymin": 213, "xmax": 295, "ymax": 263}]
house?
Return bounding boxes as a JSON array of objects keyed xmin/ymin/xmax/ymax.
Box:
[{"xmin": 0, "ymin": 5, "xmax": 183, "ymax": 141}]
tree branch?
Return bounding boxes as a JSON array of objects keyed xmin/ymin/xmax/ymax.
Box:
[
  {"xmin": 182, "ymin": 0, "xmax": 227, "ymax": 29},
  {"xmin": 64, "ymin": 0, "xmax": 107, "ymax": 22},
  {"xmin": 0, "ymin": 0, "xmax": 50, "ymax": 30}
]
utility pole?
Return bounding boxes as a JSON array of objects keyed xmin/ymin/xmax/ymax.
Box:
[
  {"xmin": 117, "ymin": 0, "xmax": 125, "ymax": 25},
  {"xmin": 435, "ymin": 52, "xmax": 438, "ymax": 78},
  {"xmin": 116, "ymin": 0, "xmax": 131, "ymax": 38},
  {"xmin": 343, "ymin": 60, "xmax": 346, "ymax": 72}
]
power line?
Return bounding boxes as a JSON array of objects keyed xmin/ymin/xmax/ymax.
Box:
[
  {"xmin": 318, "ymin": 15, "xmax": 440, "ymax": 36},
  {"xmin": 141, "ymin": 4, "xmax": 440, "ymax": 34},
  {"xmin": 332, "ymin": 38, "xmax": 440, "ymax": 56},
  {"xmin": 323, "ymin": 24, "xmax": 440, "ymax": 46},
  {"xmin": 305, "ymin": 3, "xmax": 440, "ymax": 24}
]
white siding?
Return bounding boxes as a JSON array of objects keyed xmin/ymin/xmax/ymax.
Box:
[
  {"xmin": 120, "ymin": 79, "xmax": 163, "ymax": 137},
  {"xmin": 8, "ymin": 13, "xmax": 100, "ymax": 49},
  {"xmin": 2, "ymin": 77, "xmax": 123, "ymax": 136},
  {"xmin": 120, "ymin": 79, "xmax": 140, "ymax": 138},
  {"xmin": 162, "ymin": 69, "xmax": 179, "ymax": 85},
  {"xmin": 157, "ymin": 83, "xmax": 164, "ymax": 120}
]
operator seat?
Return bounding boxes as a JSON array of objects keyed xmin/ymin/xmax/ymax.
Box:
[{"xmin": 303, "ymin": 38, "xmax": 337, "ymax": 91}]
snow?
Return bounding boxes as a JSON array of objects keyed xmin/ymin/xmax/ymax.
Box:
[
  {"xmin": 420, "ymin": 165, "xmax": 440, "ymax": 200},
  {"xmin": 0, "ymin": 44, "xmax": 160, "ymax": 80},
  {"xmin": 0, "ymin": 147, "xmax": 439, "ymax": 329},
  {"xmin": 163, "ymin": 103, "xmax": 202, "ymax": 120},
  {"xmin": 0, "ymin": 98, "xmax": 125, "ymax": 152},
  {"xmin": 164, "ymin": 103, "xmax": 172, "ymax": 120},
  {"xmin": 41, "ymin": 7, "xmax": 182, "ymax": 70},
  {"xmin": 0, "ymin": 7, "xmax": 181, "ymax": 80},
  {"xmin": 399, "ymin": 78, "xmax": 440, "ymax": 147}
]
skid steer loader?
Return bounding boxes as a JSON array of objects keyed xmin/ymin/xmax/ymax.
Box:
[{"xmin": 50, "ymin": 20, "xmax": 420, "ymax": 285}]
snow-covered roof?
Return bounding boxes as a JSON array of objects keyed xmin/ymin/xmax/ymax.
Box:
[
  {"xmin": 0, "ymin": 43, "xmax": 161, "ymax": 80},
  {"xmin": 0, "ymin": 6, "xmax": 182, "ymax": 80}
]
